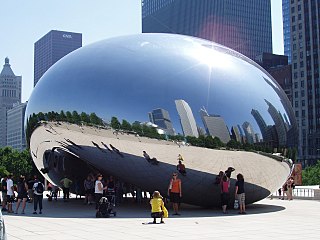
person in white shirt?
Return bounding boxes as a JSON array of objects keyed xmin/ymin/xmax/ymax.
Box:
[
  {"xmin": 6, "ymin": 175, "xmax": 14, "ymax": 213},
  {"xmin": 95, "ymin": 174, "xmax": 108, "ymax": 213}
]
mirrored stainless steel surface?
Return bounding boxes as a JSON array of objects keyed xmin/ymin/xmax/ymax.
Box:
[{"xmin": 25, "ymin": 34, "xmax": 297, "ymax": 207}]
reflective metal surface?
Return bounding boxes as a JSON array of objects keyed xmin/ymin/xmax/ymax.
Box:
[{"xmin": 25, "ymin": 34, "xmax": 297, "ymax": 207}]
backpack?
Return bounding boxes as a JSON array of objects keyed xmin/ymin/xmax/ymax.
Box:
[{"xmin": 36, "ymin": 182, "xmax": 44, "ymax": 194}]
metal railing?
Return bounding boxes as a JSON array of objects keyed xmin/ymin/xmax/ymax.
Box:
[{"xmin": 272, "ymin": 188, "xmax": 315, "ymax": 198}]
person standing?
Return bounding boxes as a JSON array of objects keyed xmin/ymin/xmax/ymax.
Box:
[
  {"xmin": 27, "ymin": 175, "xmax": 36, "ymax": 203},
  {"xmin": 167, "ymin": 172, "xmax": 182, "ymax": 215},
  {"xmin": 235, "ymin": 173, "xmax": 246, "ymax": 214},
  {"xmin": 287, "ymin": 177, "xmax": 295, "ymax": 200},
  {"xmin": 33, "ymin": 178, "xmax": 44, "ymax": 214},
  {"xmin": 84, "ymin": 175, "xmax": 94, "ymax": 205},
  {"xmin": 1, "ymin": 176, "xmax": 7, "ymax": 211},
  {"xmin": 221, "ymin": 174, "xmax": 230, "ymax": 214},
  {"xmin": 60, "ymin": 176, "xmax": 73, "ymax": 202},
  {"xmin": 94, "ymin": 174, "xmax": 107, "ymax": 213},
  {"xmin": 15, "ymin": 176, "xmax": 28, "ymax": 214},
  {"xmin": 6, "ymin": 175, "xmax": 14, "ymax": 213}
]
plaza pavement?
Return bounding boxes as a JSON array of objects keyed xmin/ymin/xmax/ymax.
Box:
[{"xmin": 2, "ymin": 195, "xmax": 320, "ymax": 240}]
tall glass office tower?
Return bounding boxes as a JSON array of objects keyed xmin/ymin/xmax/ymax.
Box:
[
  {"xmin": 142, "ymin": 0, "xmax": 273, "ymax": 60},
  {"xmin": 282, "ymin": 0, "xmax": 291, "ymax": 63},
  {"xmin": 34, "ymin": 30, "xmax": 82, "ymax": 86}
]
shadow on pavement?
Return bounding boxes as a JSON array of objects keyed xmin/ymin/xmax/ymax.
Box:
[{"xmin": 1, "ymin": 197, "xmax": 285, "ymax": 219}]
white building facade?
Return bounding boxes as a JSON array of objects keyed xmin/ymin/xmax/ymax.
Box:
[
  {"xmin": 175, "ymin": 99, "xmax": 198, "ymax": 137},
  {"xmin": 0, "ymin": 58, "xmax": 22, "ymax": 147}
]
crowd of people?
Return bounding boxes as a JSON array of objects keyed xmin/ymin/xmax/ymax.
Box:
[
  {"xmin": 1, "ymin": 162, "xmax": 297, "ymax": 220},
  {"xmin": 0, "ymin": 175, "xmax": 44, "ymax": 214}
]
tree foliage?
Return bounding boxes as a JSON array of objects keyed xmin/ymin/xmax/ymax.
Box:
[
  {"xmin": 0, "ymin": 147, "xmax": 36, "ymax": 181},
  {"xmin": 302, "ymin": 161, "xmax": 320, "ymax": 185}
]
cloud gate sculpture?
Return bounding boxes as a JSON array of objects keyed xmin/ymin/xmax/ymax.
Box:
[{"xmin": 25, "ymin": 34, "xmax": 297, "ymax": 207}]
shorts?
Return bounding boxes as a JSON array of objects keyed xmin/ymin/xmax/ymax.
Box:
[
  {"xmin": 17, "ymin": 192, "xmax": 28, "ymax": 199},
  {"xmin": 170, "ymin": 192, "xmax": 181, "ymax": 203},
  {"xmin": 151, "ymin": 212, "xmax": 164, "ymax": 218},
  {"xmin": 1, "ymin": 191, "xmax": 7, "ymax": 202},
  {"xmin": 221, "ymin": 192, "xmax": 230, "ymax": 206},
  {"xmin": 237, "ymin": 193, "xmax": 245, "ymax": 205},
  {"xmin": 7, "ymin": 195, "xmax": 14, "ymax": 203}
]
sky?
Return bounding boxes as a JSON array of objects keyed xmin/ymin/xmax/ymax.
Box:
[{"xmin": 0, "ymin": 0, "xmax": 283, "ymax": 103}]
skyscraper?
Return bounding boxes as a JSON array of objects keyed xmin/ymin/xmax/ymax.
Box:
[
  {"xmin": 175, "ymin": 99, "xmax": 198, "ymax": 137},
  {"xmin": 199, "ymin": 107, "xmax": 230, "ymax": 143},
  {"xmin": 7, "ymin": 102, "xmax": 27, "ymax": 151},
  {"xmin": 34, "ymin": 30, "xmax": 82, "ymax": 86},
  {"xmin": 287, "ymin": 0, "xmax": 320, "ymax": 165},
  {"xmin": 242, "ymin": 121, "xmax": 255, "ymax": 144},
  {"xmin": 142, "ymin": 0, "xmax": 272, "ymax": 60},
  {"xmin": 0, "ymin": 58, "xmax": 22, "ymax": 147},
  {"xmin": 148, "ymin": 108, "xmax": 175, "ymax": 135},
  {"xmin": 282, "ymin": 0, "xmax": 291, "ymax": 63}
]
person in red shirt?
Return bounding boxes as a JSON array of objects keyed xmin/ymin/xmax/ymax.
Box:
[
  {"xmin": 167, "ymin": 172, "xmax": 182, "ymax": 215},
  {"xmin": 220, "ymin": 174, "xmax": 230, "ymax": 214}
]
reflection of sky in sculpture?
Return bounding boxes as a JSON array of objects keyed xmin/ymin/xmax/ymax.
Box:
[{"xmin": 26, "ymin": 34, "xmax": 296, "ymax": 147}]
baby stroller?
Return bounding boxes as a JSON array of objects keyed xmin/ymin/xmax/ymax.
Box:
[{"xmin": 96, "ymin": 197, "xmax": 116, "ymax": 218}]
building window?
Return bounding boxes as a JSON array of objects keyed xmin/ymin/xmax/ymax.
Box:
[
  {"xmin": 295, "ymin": 91, "xmax": 299, "ymax": 98},
  {"xmin": 295, "ymin": 101, "xmax": 299, "ymax": 107},
  {"xmin": 301, "ymin": 90, "xmax": 305, "ymax": 97},
  {"xmin": 301, "ymin": 80, "xmax": 305, "ymax": 88},
  {"xmin": 302, "ymin": 100, "xmax": 305, "ymax": 106},
  {"xmin": 294, "ymin": 63, "xmax": 297, "ymax": 69},
  {"xmin": 295, "ymin": 82, "xmax": 298, "ymax": 88},
  {"xmin": 292, "ymin": 25, "xmax": 296, "ymax": 32},
  {"xmin": 292, "ymin": 16, "xmax": 296, "ymax": 22},
  {"xmin": 301, "ymin": 71, "xmax": 304, "ymax": 77},
  {"xmin": 296, "ymin": 111, "xmax": 299, "ymax": 117}
]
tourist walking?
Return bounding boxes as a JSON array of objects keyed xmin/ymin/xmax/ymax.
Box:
[
  {"xmin": 150, "ymin": 191, "xmax": 166, "ymax": 224},
  {"xmin": 221, "ymin": 174, "xmax": 230, "ymax": 214},
  {"xmin": 15, "ymin": 176, "xmax": 28, "ymax": 214},
  {"xmin": 33, "ymin": 178, "xmax": 44, "ymax": 214},
  {"xmin": 167, "ymin": 172, "xmax": 182, "ymax": 215},
  {"xmin": 1, "ymin": 176, "xmax": 7, "ymax": 211},
  {"xmin": 235, "ymin": 173, "xmax": 246, "ymax": 214},
  {"xmin": 6, "ymin": 175, "xmax": 14, "ymax": 213},
  {"xmin": 60, "ymin": 176, "xmax": 73, "ymax": 201}
]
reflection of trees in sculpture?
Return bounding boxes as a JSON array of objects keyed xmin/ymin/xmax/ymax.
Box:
[{"xmin": 25, "ymin": 110, "xmax": 104, "ymax": 147}]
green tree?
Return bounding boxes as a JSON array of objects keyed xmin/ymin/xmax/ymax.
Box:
[
  {"xmin": 227, "ymin": 139, "xmax": 241, "ymax": 149},
  {"xmin": 59, "ymin": 110, "xmax": 67, "ymax": 121},
  {"xmin": 80, "ymin": 112, "xmax": 90, "ymax": 123},
  {"xmin": 302, "ymin": 161, "xmax": 320, "ymax": 185},
  {"xmin": 132, "ymin": 122, "xmax": 142, "ymax": 134},
  {"xmin": 72, "ymin": 111, "xmax": 81, "ymax": 124},
  {"xmin": 121, "ymin": 120, "xmax": 132, "ymax": 131},
  {"xmin": 66, "ymin": 111, "xmax": 73, "ymax": 123},
  {"xmin": 90, "ymin": 113, "xmax": 103, "ymax": 125},
  {"xmin": 111, "ymin": 116, "xmax": 121, "ymax": 129}
]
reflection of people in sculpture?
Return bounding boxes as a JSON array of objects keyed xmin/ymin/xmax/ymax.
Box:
[
  {"xmin": 225, "ymin": 167, "xmax": 235, "ymax": 179},
  {"xmin": 176, "ymin": 161, "xmax": 186, "ymax": 176},
  {"xmin": 167, "ymin": 172, "xmax": 182, "ymax": 215},
  {"xmin": 143, "ymin": 151, "xmax": 159, "ymax": 165},
  {"xmin": 177, "ymin": 154, "xmax": 184, "ymax": 161}
]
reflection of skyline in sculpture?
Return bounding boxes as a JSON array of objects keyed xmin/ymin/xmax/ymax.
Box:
[
  {"xmin": 199, "ymin": 107, "xmax": 231, "ymax": 144},
  {"xmin": 242, "ymin": 121, "xmax": 255, "ymax": 144},
  {"xmin": 251, "ymin": 109, "xmax": 268, "ymax": 141},
  {"xmin": 231, "ymin": 125, "xmax": 241, "ymax": 143},
  {"xmin": 265, "ymin": 99, "xmax": 287, "ymax": 147},
  {"xmin": 148, "ymin": 108, "xmax": 175, "ymax": 136},
  {"xmin": 175, "ymin": 99, "xmax": 198, "ymax": 137}
]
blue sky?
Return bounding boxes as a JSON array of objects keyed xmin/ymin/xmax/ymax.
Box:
[{"xmin": 0, "ymin": 0, "xmax": 283, "ymax": 102}]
